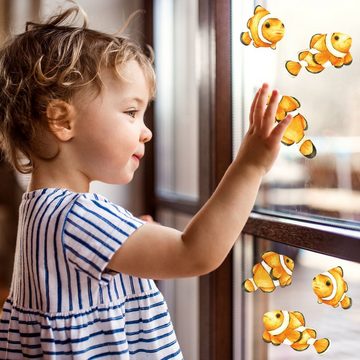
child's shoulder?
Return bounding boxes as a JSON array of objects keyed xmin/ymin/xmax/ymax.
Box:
[
  {"xmin": 73, "ymin": 191, "xmax": 134, "ymax": 218},
  {"xmin": 66, "ymin": 190, "xmax": 144, "ymax": 232},
  {"xmin": 22, "ymin": 187, "xmax": 137, "ymax": 222}
]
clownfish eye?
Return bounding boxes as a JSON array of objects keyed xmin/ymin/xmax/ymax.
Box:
[
  {"xmin": 326, "ymin": 280, "xmax": 331, "ymax": 286},
  {"xmin": 313, "ymin": 277, "xmax": 316, "ymax": 281},
  {"xmin": 276, "ymin": 313, "xmax": 281, "ymax": 318},
  {"xmin": 281, "ymin": 23, "xmax": 285, "ymax": 28},
  {"xmin": 265, "ymin": 22, "xmax": 270, "ymax": 28},
  {"xmin": 286, "ymin": 258, "xmax": 289, "ymax": 263},
  {"xmin": 334, "ymin": 35, "xmax": 339, "ymax": 41}
]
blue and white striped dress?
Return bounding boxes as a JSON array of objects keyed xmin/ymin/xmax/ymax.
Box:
[{"xmin": 0, "ymin": 188, "xmax": 183, "ymax": 359}]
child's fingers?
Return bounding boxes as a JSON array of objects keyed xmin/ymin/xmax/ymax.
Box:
[
  {"xmin": 262, "ymin": 89, "xmax": 279, "ymax": 134},
  {"xmin": 249, "ymin": 89, "xmax": 261, "ymax": 126},
  {"xmin": 253, "ymin": 83, "xmax": 268, "ymax": 127},
  {"xmin": 270, "ymin": 114, "xmax": 292, "ymax": 142}
]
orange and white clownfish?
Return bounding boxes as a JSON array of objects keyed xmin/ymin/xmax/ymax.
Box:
[
  {"xmin": 240, "ymin": 6, "xmax": 285, "ymax": 49},
  {"xmin": 263, "ymin": 310, "xmax": 330, "ymax": 354},
  {"xmin": 312, "ymin": 266, "xmax": 352, "ymax": 309},
  {"xmin": 286, "ymin": 32, "xmax": 352, "ymax": 76},
  {"xmin": 271, "ymin": 95, "xmax": 317, "ymax": 159},
  {"xmin": 243, "ymin": 251, "xmax": 294, "ymax": 293}
]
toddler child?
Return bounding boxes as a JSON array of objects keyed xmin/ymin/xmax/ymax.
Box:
[{"xmin": 0, "ymin": 4, "xmax": 291, "ymax": 359}]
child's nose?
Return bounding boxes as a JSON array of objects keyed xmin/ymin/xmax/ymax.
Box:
[{"xmin": 141, "ymin": 125, "xmax": 152, "ymax": 143}]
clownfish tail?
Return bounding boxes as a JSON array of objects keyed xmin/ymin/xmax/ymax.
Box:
[
  {"xmin": 242, "ymin": 278, "xmax": 257, "ymax": 292},
  {"xmin": 340, "ymin": 295, "xmax": 352, "ymax": 310},
  {"xmin": 240, "ymin": 31, "xmax": 252, "ymax": 46},
  {"xmin": 285, "ymin": 61, "xmax": 302, "ymax": 76},
  {"xmin": 313, "ymin": 338, "xmax": 330, "ymax": 354}
]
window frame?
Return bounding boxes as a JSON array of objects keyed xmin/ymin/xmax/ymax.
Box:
[{"xmin": 145, "ymin": 0, "xmax": 360, "ymax": 359}]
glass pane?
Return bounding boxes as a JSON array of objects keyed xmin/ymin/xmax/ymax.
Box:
[
  {"xmin": 234, "ymin": 238, "xmax": 360, "ymax": 359},
  {"xmin": 232, "ymin": 0, "xmax": 360, "ymax": 227},
  {"xmin": 153, "ymin": 0, "xmax": 199, "ymax": 199}
]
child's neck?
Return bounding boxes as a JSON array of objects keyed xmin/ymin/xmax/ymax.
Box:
[{"xmin": 28, "ymin": 161, "xmax": 90, "ymax": 193}]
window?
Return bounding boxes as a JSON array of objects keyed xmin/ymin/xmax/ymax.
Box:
[
  {"xmin": 232, "ymin": 0, "xmax": 360, "ymax": 227},
  {"xmin": 153, "ymin": 0, "xmax": 199, "ymax": 200},
  {"xmin": 232, "ymin": 1, "xmax": 360, "ymax": 359}
]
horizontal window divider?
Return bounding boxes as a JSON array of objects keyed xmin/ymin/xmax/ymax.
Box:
[
  {"xmin": 155, "ymin": 192, "xmax": 200, "ymax": 214},
  {"xmin": 243, "ymin": 211, "xmax": 360, "ymax": 263}
]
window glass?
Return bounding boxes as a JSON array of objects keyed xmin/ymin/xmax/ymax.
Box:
[
  {"xmin": 153, "ymin": 0, "xmax": 199, "ymax": 199},
  {"xmin": 232, "ymin": 0, "xmax": 360, "ymax": 227},
  {"xmin": 234, "ymin": 238, "xmax": 360, "ymax": 359}
]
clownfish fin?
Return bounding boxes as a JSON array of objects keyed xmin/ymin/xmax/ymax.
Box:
[
  {"xmin": 262, "ymin": 331, "xmax": 271, "ymax": 343},
  {"xmin": 332, "ymin": 57, "xmax": 344, "ymax": 68},
  {"xmin": 291, "ymin": 343, "xmax": 309, "ymax": 352},
  {"xmin": 313, "ymin": 338, "xmax": 330, "ymax": 354},
  {"xmin": 305, "ymin": 64, "xmax": 324, "ymax": 74},
  {"xmin": 298, "ymin": 51, "xmax": 310, "ymax": 61},
  {"xmin": 279, "ymin": 95, "xmax": 301, "ymax": 113},
  {"xmin": 279, "ymin": 277, "xmax": 290, "ymax": 287},
  {"xmin": 332, "ymin": 266, "xmax": 344, "ymax": 276},
  {"xmin": 317, "ymin": 298, "xmax": 323, "ymax": 304},
  {"xmin": 340, "ymin": 295, "xmax": 352, "ymax": 310},
  {"xmin": 344, "ymin": 52, "xmax": 353, "ymax": 65},
  {"xmin": 259, "ymin": 284, "xmax": 276, "ymax": 293},
  {"xmin": 276, "ymin": 108, "xmax": 286, "ymax": 121},
  {"xmin": 310, "ymin": 33, "xmax": 323, "ymax": 49},
  {"xmin": 344, "ymin": 281, "xmax": 348, "ymax": 292},
  {"xmin": 281, "ymin": 136, "xmax": 295, "ymax": 146},
  {"xmin": 240, "ymin": 31, "xmax": 252, "ymax": 46},
  {"xmin": 270, "ymin": 267, "xmax": 282, "ymax": 279},
  {"xmin": 270, "ymin": 43, "xmax": 276, "ymax": 50},
  {"xmin": 262, "ymin": 251, "xmax": 276, "ymax": 259},
  {"xmin": 252, "ymin": 262, "xmax": 261, "ymax": 273},
  {"xmin": 242, "ymin": 278, "xmax": 257, "ymax": 292},
  {"xmin": 306, "ymin": 328, "xmax": 317, "ymax": 338},
  {"xmin": 313, "ymin": 52, "xmax": 330, "ymax": 65},
  {"xmin": 293, "ymin": 311, "xmax": 305, "ymax": 326},
  {"xmin": 254, "ymin": 5, "xmax": 266, "ymax": 14},
  {"xmin": 299, "ymin": 139, "xmax": 317, "ymax": 158},
  {"xmin": 286, "ymin": 329, "xmax": 302, "ymax": 343},
  {"xmin": 285, "ymin": 61, "xmax": 302, "ymax": 76}
]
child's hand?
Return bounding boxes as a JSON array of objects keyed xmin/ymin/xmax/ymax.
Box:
[
  {"xmin": 139, "ymin": 215, "xmax": 157, "ymax": 224},
  {"xmin": 234, "ymin": 83, "xmax": 292, "ymax": 176}
]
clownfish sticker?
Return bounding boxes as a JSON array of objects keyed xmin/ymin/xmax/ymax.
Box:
[
  {"xmin": 270, "ymin": 95, "xmax": 317, "ymax": 158},
  {"xmin": 263, "ymin": 310, "xmax": 330, "ymax": 354},
  {"xmin": 312, "ymin": 266, "xmax": 352, "ymax": 309},
  {"xmin": 240, "ymin": 6, "xmax": 285, "ymax": 49},
  {"xmin": 286, "ymin": 33, "xmax": 353, "ymax": 76},
  {"xmin": 243, "ymin": 251, "xmax": 294, "ymax": 293}
]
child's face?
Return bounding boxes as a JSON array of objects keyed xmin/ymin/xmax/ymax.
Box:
[{"xmin": 70, "ymin": 60, "xmax": 152, "ymax": 184}]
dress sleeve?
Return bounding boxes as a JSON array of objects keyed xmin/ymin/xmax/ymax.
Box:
[{"xmin": 62, "ymin": 194, "xmax": 144, "ymax": 281}]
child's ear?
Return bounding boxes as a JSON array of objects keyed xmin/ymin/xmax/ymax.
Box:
[{"xmin": 46, "ymin": 99, "xmax": 75, "ymax": 141}]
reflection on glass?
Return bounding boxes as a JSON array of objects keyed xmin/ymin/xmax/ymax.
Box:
[
  {"xmin": 232, "ymin": 0, "xmax": 360, "ymax": 225},
  {"xmin": 153, "ymin": 0, "xmax": 199, "ymax": 199}
]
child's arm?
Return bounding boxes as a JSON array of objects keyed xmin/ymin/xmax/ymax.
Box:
[{"xmin": 107, "ymin": 83, "xmax": 292, "ymax": 279}]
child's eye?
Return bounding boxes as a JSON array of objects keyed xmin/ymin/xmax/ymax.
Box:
[{"xmin": 125, "ymin": 110, "xmax": 137, "ymax": 118}]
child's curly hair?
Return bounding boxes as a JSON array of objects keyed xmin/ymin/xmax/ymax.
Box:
[{"xmin": 0, "ymin": 4, "xmax": 155, "ymax": 174}]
